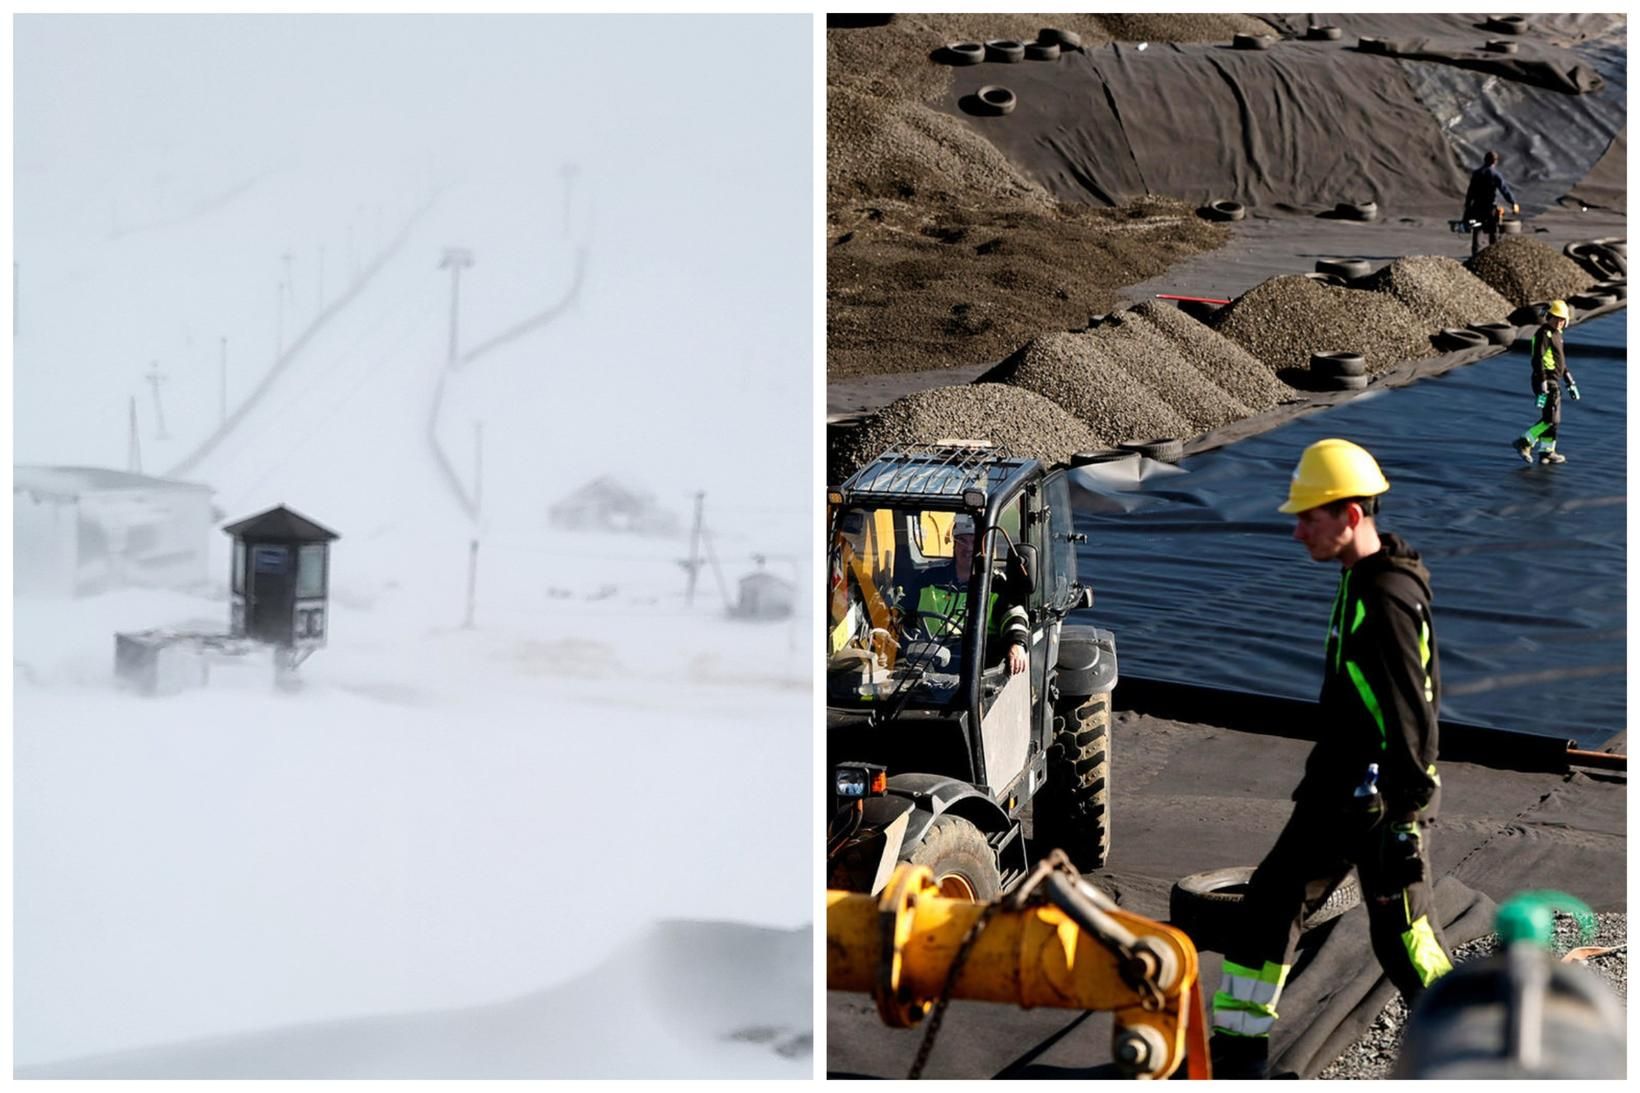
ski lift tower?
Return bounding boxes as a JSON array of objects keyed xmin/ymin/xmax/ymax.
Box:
[{"xmin": 223, "ymin": 504, "xmax": 340, "ymax": 675}]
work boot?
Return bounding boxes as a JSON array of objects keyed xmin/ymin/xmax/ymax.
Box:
[
  {"xmin": 1539, "ymin": 450, "xmax": 1566, "ymax": 465},
  {"xmin": 1511, "ymin": 437, "xmax": 1534, "ymax": 465},
  {"xmin": 1209, "ymin": 1033, "xmax": 1270, "ymax": 1080}
]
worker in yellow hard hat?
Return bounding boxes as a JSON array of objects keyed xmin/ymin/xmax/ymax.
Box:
[
  {"xmin": 1210, "ymin": 439, "xmax": 1451, "ymax": 1079},
  {"xmin": 1512, "ymin": 299, "xmax": 1580, "ymax": 466},
  {"xmin": 1463, "ymin": 149, "xmax": 1519, "ymax": 256}
]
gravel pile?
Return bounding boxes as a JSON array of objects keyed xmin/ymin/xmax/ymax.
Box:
[
  {"xmin": 829, "ymin": 382, "xmax": 1100, "ymax": 482},
  {"xmin": 1209, "ymin": 275, "xmax": 1437, "ymax": 378},
  {"xmin": 1318, "ymin": 910, "xmax": 1627, "ymax": 1080},
  {"xmin": 1468, "ymin": 237, "xmax": 1597, "ymax": 307},
  {"xmin": 1359, "ymin": 255, "xmax": 1515, "ymax": 330},
  {"xmin": 1076, "ymin": 309, "xmax": 1254, "ymax": 433},
  {"xmin": 1097, "ymin": 13, "xmax": 1274, "ymax": 40},
  {"xmin": 1125, "ymin": 301, "xmax": 1297, "ymax": 411},
  {"xmin": 986, "ymin": 331, "xmax": 1193, "ymax": 445}
]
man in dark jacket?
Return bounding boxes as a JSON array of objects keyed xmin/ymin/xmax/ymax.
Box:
[
  {"xmin": 1512, "ymin": 299, "xmax": 1580, "ymax": 465},
  {"xmin": 1463, "ymin": 150, "xmax": 1519, "ymax": 256},
  {"xmin": 1209, "ymin": 439, "xmax": 1452, "ymax": 1079}
]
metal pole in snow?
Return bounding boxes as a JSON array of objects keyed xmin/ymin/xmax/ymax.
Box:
[
  {"xmin": 464, "ymin": 539, "xmax": 479, "ymax": 629},
  {"xmin": 219, "ymin": 336, "xmax": 228, "ymax": 426},
  {"xmin": 127, "ymin": 396, "xmax": 142, "ymax": 473},
  {"xmin": 686, "ymin": 491, "xmax": 705, "ymax": 607},
  {"xmin": 473, "ymin": 421, "xmax": 484, "ymax": 521},
  {"xmin": 146, "ymin": 361, "xmax": 169, "ymax": 440}
]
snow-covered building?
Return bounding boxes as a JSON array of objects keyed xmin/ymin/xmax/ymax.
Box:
[
  {"xmin": 730, "ymin": 567, "xmax": 794, "ymax": 621},
  {"xmin": 14, "ymin": 466, "xmax": 215, "ymax": 597},
  {"xmin": 548, "ymin": 476, "xmax": 678, "ymax": 536}
]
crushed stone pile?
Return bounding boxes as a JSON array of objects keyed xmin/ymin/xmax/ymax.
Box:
[
  {"xmin": 1067, "ymin": 310, "xmax": 1253, "ymax": 434},
  {"xmin": 829, "ymin": 382, "xmax": 1100, "ymax": 483},
  {"xmin": 1468, "ymin": 237, "xmax": 1597, "ymax": 307},
  {"xmin": 1123, "ymin": 302, "xmax": 1296, "ymax": 412},
  {"xmin": 1209, "ymin": 275, "xmax": 1437, "ymax": 378},
  {"xmin": 1097, "ymin": 13, "xmax": 1274, "ymax": 40},
  {"xmin": 1359, "ymin": 256, "xmax": 1515, "ymax": 331},
  {"xmin": 1318, "ymin": 911, "xmax": 1627, "ymax": 1080},
  {"xmin": 984, "ymin": 331, "xmax": 1193, "ymax": 446}
]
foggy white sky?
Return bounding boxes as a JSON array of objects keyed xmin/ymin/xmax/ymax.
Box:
[{"xmin": 14, "ymin": 14, "xmax": 813, "ymax": 516}]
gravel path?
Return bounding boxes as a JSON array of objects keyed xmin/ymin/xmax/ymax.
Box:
[{"xmin": 1318, "ymin": 911, "xmax": 1627, "ymax": 1079}]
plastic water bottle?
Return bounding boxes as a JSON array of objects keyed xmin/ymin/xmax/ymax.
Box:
[{"xmin": 1352, "ymin": 762, "xmax": 1381, "ymax": 803}]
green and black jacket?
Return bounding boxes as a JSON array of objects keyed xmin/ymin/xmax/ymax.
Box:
[
  {"xmin": 1530, "ymin": 324, "xmax": 1576, "ymax": 393},
  {"xmin": 1295, "ymin": 534, "xmax": 1442, "ymax": 821}
]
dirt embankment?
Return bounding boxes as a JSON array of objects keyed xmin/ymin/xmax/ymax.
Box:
[{"xmin": 826, "ymin": 15, "xmax": 1274, "ymax": 379}]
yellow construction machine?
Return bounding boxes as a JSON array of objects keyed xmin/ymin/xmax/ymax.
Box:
[{"xmin": 827, "ymin": 854, "xmax": 1213, "ymax": 1080}]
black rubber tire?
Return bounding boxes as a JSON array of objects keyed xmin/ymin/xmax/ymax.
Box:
[
  {"xmin": 1485, "ymin": 39, "xmax": 1520, "ymax": 53},
  {"xmin": 1316, "ymin": 257, "xmax": 1372, "ymax": 280},
  {"xmin": 1118, "ymin": 437, "xmax": 1184, "ymax": 464},
  {"xmin": 1436, "ymin": 327, "xmax": 1490, "ymax": 351},
  {"xmin": 942, "ymin": 41, "xmax": 985, "ymax": 66},
  {"xmin": 1591, "ymin": 238, "xmax": 1626, "ymax": 258},
  {"xmin": 985, "ymin": 39, "xmax": 1025, "ymax": 63},
  {"xmin": 1336, "ymin": 200, "xmax": 1379, "ymax": 222},
  {"xmin": 973, "ymin": 85, "xmax": 1017, "ymax": 117},
  {"xmin": 1233, "ymin": 33, "xmax": 1274, "ymax": 51},
  {"xmin": 1209, "ymin": 200, "xmax": 1246, "ymax": 222},
  {"xmin": 905, "ymin": 814, "xmax": 1002, "ymax": 902},
  {"xmin": 1069, "ymin": 449, "xmax": 1133, "ymax": 467},
  {"xmin": 1306, "ymin": 25, "xmax": 1342, "ymax": 41},
  {"xmin": 1086, "ymin": 313, "xmax": 1107, "ymax": 328},
  {"xmin": 1326, "ymin": 373, "xmax": 1369, "ymax": 391},
  {"xmin": 1169, "ymin": 866, "xmax": 1362, "ymax": 953},
  {"xmin": 1024, "ymin": 40, "xmax": 1061, "ymax": 61},
  {"xmin": 1358, "ymin": 36, "xmax": 1388, "ymax": 54},
  {"xmin": 1039, "ymin": 27, "xmax": 1082, "ymax": 50},
  {"xmin": 1304, "ymin": 271, "xmax": 1346, "ymax": 288},
  {"xmin": 1036, "ymin": 690, "xmax": 1112, "ymax": 871},
  {"xmin": 1468, "ymin": 321, "xmax": 1516, "ymax": 346},
  {"xmin": 1567, "ymin": 293, "xmax": 1603, "ymax": 311},
  {"xmin": 1593, "ymin": 279, "xmax": 1626, "ymax": 301},
  {"xmin": 1500, "ymin": 219, "xmax": 1523, "ymax": 235},
  {"xmin": 1486, "ymin": 14, "xmax": 1529, "ymax": 34},
  {"xmin": 1310, "ymin": 351, "xmax": 1366, "ymax": 377},
  {"xmin": 1565, "ymin": 241, "xmax": 1626, "ymax": 279}
]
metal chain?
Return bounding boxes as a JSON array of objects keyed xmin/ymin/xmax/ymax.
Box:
[{"xmin": 906, "ymin": 855, "xmax": 1069, "ymax": 1079}]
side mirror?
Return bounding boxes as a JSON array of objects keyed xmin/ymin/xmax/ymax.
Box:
[
  {"xmin": 1075, "ymin": 584, "xmax": 1094, "ymax": 611},
  {"xmin": 1009, "ymin": 543, "xmax": 1039, "ymax": 595}
]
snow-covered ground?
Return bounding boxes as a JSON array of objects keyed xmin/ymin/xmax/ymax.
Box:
[{"xmin": 13, "ymin": 14, "xmax": 814, "ymax": 1076}]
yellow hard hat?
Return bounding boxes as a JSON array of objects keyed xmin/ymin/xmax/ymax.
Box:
[
  {"xmin": 1547, "ymin": 299, "xmax": 1570, "ymax": 320},
  {"xmin": 1278, "ymin": 438, "xmax": 1390, "ymax": 515}
]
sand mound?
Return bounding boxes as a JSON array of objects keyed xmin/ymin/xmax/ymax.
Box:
[
  {"xmin": 988, "ymin": 331, "xmax": 1193, "ymax": 445},
  {"xmin": 1359, "ymin": 255, "xmax": 1514, "ymax": 330},
  {"xmin": 1209, "ymin": 276, "xmax": 1437, "ymax": 377},
  {"xmin": 1123, "ymin": 302, "xmax": 1296, "ymax": 412},
  {"xmin": 830, "ymin": 382, "xmax": 1100, "ymax": 482},
  {"xmin": 1468, "ymin": 237, "xmax": 1597, "ymax": 307}
]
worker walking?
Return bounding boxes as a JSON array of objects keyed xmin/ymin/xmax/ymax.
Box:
[
  {"xmin": 1209, "ymin": 439, "xmax": 1453, "ymax": 1079},
  {"xmin": 1512, "ymin": 300, "xmax": 1580, "ymax": 465},
  {"xmin": 1463, "ymin": 150, "xmax": 1518, "ymax": 256}
]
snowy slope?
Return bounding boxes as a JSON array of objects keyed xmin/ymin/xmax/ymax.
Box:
[{"xmin": 13, "ymin": 14, "xmax": 814, "ymax": 1075}]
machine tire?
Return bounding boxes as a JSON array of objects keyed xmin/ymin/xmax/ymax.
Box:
[
  {"xmin": 1038, "ymin": 690, "xmax": 1112, "ymax": 870},
  {"xmin": 1118, "ymin": 437, "xmax": 1184, "ymax": 464},
  {"xmin": 905, "ymin": 814, "xmax": 1002, "ymax": 902},
  {"xmin": 985, "ymin": 38, "xmax": 1026, "ymax": 63},
  {"xmin": 1485, "ymin": 39, "xmax": 1520, "ymax": 54},
  {"xmin": 1232, "ymin": 33, "xmax": 1273, "ymax": 51},
  {"xmin": 942, "ymin": 41, "xmax": 985, "ymax": 66},
  {"xmin": 1435, "ymin": 326, "xmax": 1490, "ymax": 351},
  {"xmin": 1468, "ymin": 321, "xmax": 1516, "ymax": 346},
  {"xmin": 1039, "ymin": 27, "xmax": 1082, "ymax": 50},
  {"xmin": 1335, "ymin": 199, "xmax": 1379, "ymax": 221},
  {"xmin": 1316, "ymin": 257, "xmax": 1371, "ymax": 280},
  {"xmin": 1486, "ymin": 14, "xmax": 1529, "ymax": 34},
  {"xmin": 1169, "ymin": 866, "xmax": 1362, "ymax": 952},
  {"xmin": 1069, "ymin": 449, "xmax": 1132, "ymax": 466},
  {"xmin": 1326, "ymin": 373, "xmax": 1369, "ymax": 391},
  {"xmin": 1208, "ymin": 199, "xmax": 1246, "ymax": 221},
  {"xmin": 1499, "ymin": 218, "xmax": 1523, "ymax": 234},
  {"xmin": 1024, "ymin": 40, "xmax": 1061, "ymax": 61},
  {"xmin": 1306, "ymin": 25, "xmax": 1342, "ymax": 41},
  {"xmin": 973, "ymin": 85, "xmax": 1017, "ymax": 117},
  {"xmin": 1304, "ymin": 271, "xmax": 1346, "ymax": 287},
  {"xmin": 1310, "ymin": 351, "xmax": 1366, "ymax": 377}
]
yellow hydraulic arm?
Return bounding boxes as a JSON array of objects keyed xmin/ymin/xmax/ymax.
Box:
[{"xmin": 827, "ymin": 858, "xmax": 1212, "ymax": 1080}]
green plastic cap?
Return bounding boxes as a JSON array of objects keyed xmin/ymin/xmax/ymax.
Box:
[{"xmin": 1495, "ymin": 890, "xmax": 1595, "ymax": 947}]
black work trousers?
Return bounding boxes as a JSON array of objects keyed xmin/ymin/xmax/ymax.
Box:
[{"xmin": 1223, "ymin": 798, "xmax": 1452, "ymax": 1006}]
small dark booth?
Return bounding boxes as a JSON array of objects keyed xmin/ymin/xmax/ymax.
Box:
[{"xmin": 223, "ymin": 505, "xmax": 339, "ymax": 650}]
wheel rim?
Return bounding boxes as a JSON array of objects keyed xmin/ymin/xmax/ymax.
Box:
[{"xmin": 936, "ymin": 871, "xmax": 979, "ymax": 901}]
